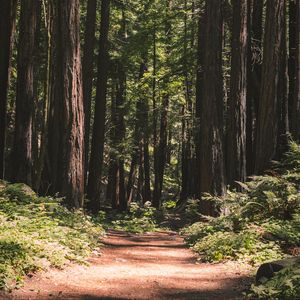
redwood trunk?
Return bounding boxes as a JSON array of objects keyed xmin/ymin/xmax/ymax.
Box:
[
  {"xmin": 48, "ymin": 0, "xmax": 85, "ymax": 208},
  {"xmin": 226, "ymin": 0, "xmax": 248, "ymax": 187},
  {"xmin": 199, "ymin": 0, "xmax": 225, "ymax": 215},
  {"xmin": 0, "ymin": 0, "xmax": 17, "ymax": 179},
  {"xmin": 11, "ymin": 0, "xmax": 37, "ymax": 185},
  {"xmin": 83, "ymin": 0, "xmax": 97, "ymax": 185},
  {"xmin": 87, "ymin": 0, "xmax": 110, "ymax": 213},
  {"xmin": 255, "ymin": 0, "xmax": 285, "ymax": 173}
]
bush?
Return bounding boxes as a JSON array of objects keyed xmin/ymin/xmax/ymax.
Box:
[
  {"xmin": 0, "ymin": 182, "xmax": 104, "ymax": 290},
  {"xmin": 248, "ymin": 266, "xmax": 300, "ymax": 299},
  {"xmin": 106, "ymin": 202, "xmax": 161, "ymax": 233}
]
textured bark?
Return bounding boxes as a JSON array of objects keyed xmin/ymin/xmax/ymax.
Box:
[
  {"xmin": 83, "ymin": 0, "xmax": 97, "ymax": 185},
  {"xmin": 47, "ymin": 0, "xmax": 85, "ymax": 208},
  {"xmin": 290, "ymin": 0, "xmax": 300, "ymax": 141},
  {"xmin": 255, "ymin": 0, "xmax": 285, "ymax": 173},
  {"xmin": 276, "ymin": 1, "xmax": 289, "ymax": 158},
  {"xmin": 87, "ymin": 0, "xmax": 110, "ymax": 213},
  {"xmin": 246, "ymin": 0, "xmax": 263, "ymax": 174},
  {"xmin": 199, "ymin": 0, "xmax": 225, "ymax": 215},
  {"xmin": 11, "ymin": 0, "xmax": 37, "ymax": 185},
  {"xmin": 226, "ymin": 0, "xmax": 248, "ymax": 187},
  {"xmin": 0, "ymin": 0, "xmax": 17, "ymax": 179}
]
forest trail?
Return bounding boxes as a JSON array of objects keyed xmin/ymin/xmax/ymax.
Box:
[{"xmin": 4, "ymin": 230, "xmax": 252, "ymax": 300}]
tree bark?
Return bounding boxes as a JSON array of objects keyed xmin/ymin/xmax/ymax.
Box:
[
  {"xmin": 226, "ymin": 0, "xmax": 248, "ymax": 187},
  {"xmin": 0, "ymin": 0, "xmax": 17, "ymax": 179},
  {"xmin": 83, "ymin": 0, "xmax": 97, "ymax": 186},
  {"xmin": 290, "ymin": 0, "xmax": 300, "ymax": 141},
  {"xmin": 47, "ymin": 0, "xmax": 85, "ymax": 208},
  {"xmin": 87, "ymin": 0, "xmax": 110, "ymax": 213},
  {"xmin": 246, "ymin": 0, "xmax": 263, "ymax": 175},
  {"xmin": 11, "ymin": 0, "xmax": 38, "ymax": 185},
  {"xmin": 255, "ymin": 0, "xmax": 285, "ymax": 173},
  {"xmin": 199, "ymin": 0, "xmax": 225, "ymax": 215}
]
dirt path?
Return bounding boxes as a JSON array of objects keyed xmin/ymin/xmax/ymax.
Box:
[{"xmin": 3, "ymin": 230, "xmax": 252, "ymax": 300}]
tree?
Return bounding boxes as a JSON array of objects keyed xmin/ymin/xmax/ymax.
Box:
[
  {"xmin": 47, "ymin": 0, "xmax": 85, "ymax": 208},
  {"xmin": 0, "ymin": 0, "xmax": 17, "ymax": 179},
  {"xmin": 198, "ymin": 0, "xmax": 225, "ymax": 215},
  {"xmin": 246, "ymin": 0, "xmax": 263, "ymax": 174},
  {"xmin": 290, "ymin": 0, "xmax": 300, "ymax": 141},
  {"xmin": 87, "ymin": 0, "xmax": 111, "ymax": 213},
  {"xmin": 153, "ymin": 0, "xmax": 172, "ymax": 208},
  {"xmin": 82, "ymin": 0, "xmax": 97, "ymax": 185},
  {"xmin": 11, "ymin": 0, "xmax": 38, "ymax": 185},
  {"xmin": 226, "ymin": 0, "xmax": 248, "ymax": 187},
  {"xmin": 255, "ymin": 0, "xmax": 285, "ymax": 173}
]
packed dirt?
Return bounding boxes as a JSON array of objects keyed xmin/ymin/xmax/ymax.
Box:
[{"xmin": 2, "ymin": 230, "xmax": 252, "ymax": 299}]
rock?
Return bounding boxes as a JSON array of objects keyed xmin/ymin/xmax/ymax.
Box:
[{"xmin": 256, "ymin": 256, "xmax": 300, "ymax": 284}]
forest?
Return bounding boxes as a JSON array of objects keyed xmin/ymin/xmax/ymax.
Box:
[{"xmin": 0, "ymin": 0, "xmax": 300, "ymax": 299}]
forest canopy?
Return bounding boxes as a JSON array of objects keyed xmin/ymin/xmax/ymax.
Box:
[{"xmin": 0, "ymin": 0, "xmax": 299, "ymax": 215}]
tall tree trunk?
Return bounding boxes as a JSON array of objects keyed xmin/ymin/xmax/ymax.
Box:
[
  {"xmin": 153, "ymin": 0, "xmax": 172, "ymax": 208},
  {"xmin": 35, "ymin": 0, "xmax": 52, "ymax": 192},
  {"xmin": 246, "ymin": 0, "xmax": 263, "ymax": 174},
  {"xmin": 276, "ymin": 1, "xmax": 289, "ymax": 158},
  {"xmin": 83, "ymin": 0, "xmax": 97, "ymax": 186},
  {"xmin": 109, "ymin": 62, "xmax": 127, "ymax": 210},
  {"xmin": 127, "ymin": 61, "xmax": 150, "ymax": 204},
  {"xmin": 195, "ymin": 7, "xmax": 205, "ymax": 200},
  {"xmin": 226, "ymin": 0, "xmax": 248, "ymax": 187},
  {"xmin": 199, "ymin": 0, "xmax": 225, "ymax": 215},
  {"xmin": 255, "ymin": 0, "xmax": 285, "ymax": 173},
  {"xmin": 0, "ymin": 0, "xmax": 17, "ymax": 179},
  {"xmin": 11, "ymin": 0, "xmax": 37, "ymax": 185},
  {"xmin": 47, "ymin": 0, "xmax": 85, "ymax": 208},
  {"xmin": 87, "ymin": 0, "xmax": 110, "ymax": 213},
  {"xmin": 290, "ymin": 0, "xmax": 300, "ymax": 141}
]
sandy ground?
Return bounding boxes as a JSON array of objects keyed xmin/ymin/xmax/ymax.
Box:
[{"xmin": 1, "ymin": 230, "xmax": 252, "ymax": 300}]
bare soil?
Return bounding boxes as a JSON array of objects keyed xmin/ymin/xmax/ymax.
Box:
[{"xmin": 1, "ymin": 230, "xmax": 252, "ymax": 300}]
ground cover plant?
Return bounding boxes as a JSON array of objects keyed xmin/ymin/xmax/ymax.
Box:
[
  {"xmin": 182, "ymin": 142, "xmax": 300, "ymax": 298},
  {"xmin": 0, "ymin": 182, "xmax": 104, "ymax": 290}
]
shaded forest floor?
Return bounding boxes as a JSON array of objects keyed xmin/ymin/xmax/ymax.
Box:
[{"xmin": 2, "ymin": 230, "xmax": 252, "ymax": 300}]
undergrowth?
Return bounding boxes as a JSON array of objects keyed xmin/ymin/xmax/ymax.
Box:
[
  {"xmin": 101, "ymin": 201, "xmax": 164, "ymax": 233},
  {"xmin": 182, "ymin": 142, "xmax": 300, "ymax": 298},
  {"xmin": 0, "ymin": 182, "xmax": 104, "ymax": 290}
]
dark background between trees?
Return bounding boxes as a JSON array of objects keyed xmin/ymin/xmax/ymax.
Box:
[{"xmin": 0, "ymin": 0, "xmax": 299, "ymax": 215}]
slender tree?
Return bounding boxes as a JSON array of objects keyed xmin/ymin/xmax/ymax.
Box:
[
  {"xmin": 11, "ymin": 0, "xmax": 37, "ymax": 185},
  {"xmin": 87, "ymin": 0, "xmax": 111, "ymax": 213},
  {"xmin": 198, "ymin": 0, "xmax": 225, "ymax": 215},
  {"xmin": 83, "ymin": 0, "xmax": 97, "ymax": 185},
  {"xmin": 246, "ymin": 0, "xmax": 263, "ymax": 174},
  {"xmin": 255, "ymin": 0, "xmax": 285, "ymax": 173},
  {"xmin": 47, "ymin": 0, "xmax": 85, "ymax": 208},
  {"xmin": 153, "ymin": 0, "xmax": 172, "ymax": 208},
  {"xmin": 290, "ymin": 0, "xmax": 300, "ymax": 141},
  {"xmin": 0, "ymin": 0, "xmax": 17, "ymax": 179},
  {"xmin": 226, "ymin": 0, "xmax": 248, "ymax": 187}
]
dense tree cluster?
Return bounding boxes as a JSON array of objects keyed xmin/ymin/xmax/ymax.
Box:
[{"xmin": 0, "ymin": 0, "xmax": 299, "ymax": 215}]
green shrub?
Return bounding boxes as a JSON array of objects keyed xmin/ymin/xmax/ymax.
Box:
[
  {"xmin": 0, "ymin": 183, "xmax": 104, "ymax": 290},
  {"xmin": 107, "ymin": 202, "xmax": 160, "ymax": 233},
  {"xmin": 248, "ymin": 266, "xmax": 300, "ymax": 299}
]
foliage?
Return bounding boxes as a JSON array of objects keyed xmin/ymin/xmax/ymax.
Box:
[
  {"xmin": 183, "ymin": 143, "xmax": 300, "ymax": 259},
  {"xmin": 248, "ymin": 266, "xmax": 300, "ymax": 299},
  {"xmin": 0, "ymin": 182, "xmax": 104, "ymax": 290},
  {"xmin": 103, "ymin": 202, "xmax": 163, "ymax": 233}
]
